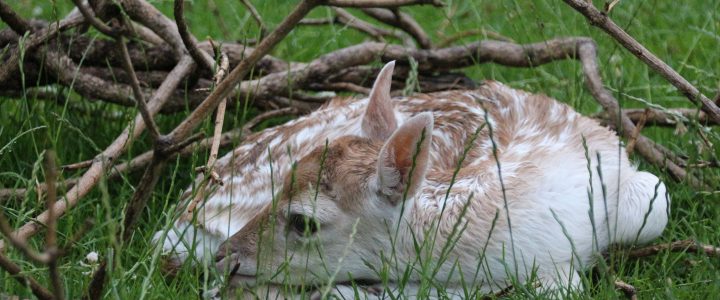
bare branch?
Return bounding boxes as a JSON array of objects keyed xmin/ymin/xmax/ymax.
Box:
[
  {"xmin": 121, "ymin": 0, "xmax": 187, "ymax": 58},
  {"xmin": 563, "ymin": 0, "xmax": 720, "ymax": 123},
  {"xmin": 240, "ymin": 0, "xmax": 268, "ymax": 38},
  {"xmin": 118, "ymin": 36, "xmax": 162, "ymax": 142},
  {"xmin": 173, "ymin": 0, "xmax": 216, "ymax": 71},
  {"xmin": 621, "ymin": 108, "xmax": 716, "ymax": 127},
  {"xmin": 0, "ymin": 11, "xmax": 84, "ymax": 83},
  {"xmin": 0, "ymin": 253, "xmax": 54, "ymax": 300},
  {"xmin": 166, "ymin": 0, "xmax": 322, "ymax": 145},
  {"xmin": 43, "ymin": 150, "xmax": 64, "ymax": 300},
  {"xmin": 437, "ymin": 29, "xmax": 514, "ymax": 47},
  {"xmin": 627, "ymin": 239, "xmax": 720, "ymax": 258},
  {"xmin": 0, "ymin": 0, "xmax": 33, "ymax": 33},
  {"xmin": 71, "ymin": 0, "xmax": 120, "ymax": 37},
  {"xmin": 360, "ymin": 8, "xmax": 432, "ymax": 48},
  {"xmin": 614, "ymin": 279, "xmax": 638, "ymax": 300},
  {"xmin": 625, "ymin": 109, "xmax": 649, "ymax": 156},
  {"xmin": 326, "ymin": 0, "xmax": 444, "ymax": 8},
  {"xmin": 0, "ymin": 56, "xmax": 196, "ymax": 251}
]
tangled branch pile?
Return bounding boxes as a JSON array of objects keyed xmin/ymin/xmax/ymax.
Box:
[{"xmin": 0, "ymin": 0, "xmax": 718, "ymax": 299}]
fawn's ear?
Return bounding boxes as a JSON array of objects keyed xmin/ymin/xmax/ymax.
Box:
[
  {"xmin": 375, "ymin": 112, "xmax": 433, "ymax": 205},
  {"xmin": 362, "ymin": 61, "xmax": 398, "ymax": 141}
]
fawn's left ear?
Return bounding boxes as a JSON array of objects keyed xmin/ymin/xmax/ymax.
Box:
[
  {"xmin": 362, "ymin": 61, "xmax": 398, "ymax": 141},
  {"xmin": 375, "ymin": 112, "xmax": 433, "ymax": 205}
]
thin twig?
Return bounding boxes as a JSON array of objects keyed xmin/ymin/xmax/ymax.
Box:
[
  {"xmin": 240, "ymin": 0, "xmax": 268, "ymax": 38},
  {"xmin": 71, "ymin": 0, "xmax": 119, "ymax": 37},
  {"xmin": 43, "ymin": 150, "xmax": 64, "ymax": 300},
  {"xmin": 118, "ymin": 36, "xmax": 162, "ymax": 142},
  {"xmin": 173, "ymin": 0, "xmax": 216, "ymax": 71},
  {"xmin": 614, "ymin": 279, "xmax": 638, "ymax": 300},
  {"xmin": 0, "ymin": 253, "xmax": 54, "ymax": 300},
  {"xmin": 625, "ymin": 108, "xmax": 649, "ymax": 156},
  {"xmin": 166, "ymin": 0, "xmax": 322, "ymax": 146},
  {"xmin": 627, "ymin": 239, "xmax": 720, "ymax": 258},
  {"xmin": 437, "ymin": 28, "xmax": 514, "ymax": 47},
  {"xmin": 327, "ymin": 0, "xmax": 444, "ymax": 7},
  {"xmin": 0, "ymin": 0, "xmax": 33, "ymax": 33},
  {"xmin": 61, "ymin": 160, "xmax": 94, "ymax": 171},
  {"xmin": 360, "ymin": 8, "xmax": 432, "ymax": 48},
  {"xmin": 183, "ymin": 107, "xmax": 299, "ymax": 215},
  {"xmin": 563, "ymin": 0, "xmax": 720, "ymax": 123},
  {"xmin": 0, "ymin": 56, "xmax": 196, "ymax": 251}
]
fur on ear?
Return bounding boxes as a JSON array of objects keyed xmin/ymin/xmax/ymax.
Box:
[
  {"xmin": 376, "ymin": 112, "xmax": 434, "ymax": 204},
  {"xmin": 362, "ymin": 61, "xmax": 398, "ymax": 141}
]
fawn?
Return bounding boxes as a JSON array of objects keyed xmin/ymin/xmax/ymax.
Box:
[{"xmin": 157, "ymin": 61, "xmax": 669, "ymax": 297}]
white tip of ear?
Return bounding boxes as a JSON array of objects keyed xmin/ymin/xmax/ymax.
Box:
[{"xmin": 406, "ymin": 112, "xmax": 434, "ymax": 132}]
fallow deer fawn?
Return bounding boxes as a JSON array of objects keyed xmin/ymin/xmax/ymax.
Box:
[{"xmin": 157, "ymin": 61, "xmax": 668, "ymax": 297}]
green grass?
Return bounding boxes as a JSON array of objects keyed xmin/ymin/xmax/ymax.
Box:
[{"xmin": 1, "ymin": 0, "xmax": 719, "ymax": 298}]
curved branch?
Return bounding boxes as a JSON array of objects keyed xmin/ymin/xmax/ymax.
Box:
[
  {"xmin": 173, "ymin": 0, "xmax": 216, "ymax": 71},
  {"xmin": 360, "ymin": 8, "xmax": 432, "ymax": 48},
  {"xmin": 562, "ymin": 0, "xmax": 720, "ymax": 123}
]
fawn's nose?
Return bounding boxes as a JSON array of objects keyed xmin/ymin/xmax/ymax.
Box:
[{"xmin": 215, "ymin": 252, "xmax": 241, "ymax": 276}]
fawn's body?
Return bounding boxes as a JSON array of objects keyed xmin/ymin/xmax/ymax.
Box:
[{"xmin": 158, "ymin": 62, "xmax": 668, "ymax": 296}]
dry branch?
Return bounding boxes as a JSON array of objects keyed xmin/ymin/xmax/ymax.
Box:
[
  {"xmin": 326, "ymin": 0, "xmax": 444, "ymax": 7},
  {"xmin": 622, "ymin": 108, "xmax": 716, "ymax": 126},
  {"xmin": 614, "ymin": 279, "xmax": 638, "ymax": 300},
  {"xmin": 174, "ymin": 0, "xmax": 216, "ymax": 71},
  {"xmin": 360, "ymin": 8, "xmax": 432, "ymax": 48},
  {"xmin": 166, "ymin": 0, "xmax": 322, "ymax": 145},
  {"xmin": 0, "ymin": 56, "xmax": 196, "ymax": 251},
  {"xmin": 240, "ymin": 0, "xmax": 268, "ymax": 38},
  {"xmin": 0, "ymin": 254, "xmax": 54, "ymax": 300},
  {"xmin": 563, "ymin": 0, "xmax": 720, "ymax": 123},
  {"xmin": 627, "ymin": 239, "xmax": 720, "ymax": 258},
  {"xmin": 118, "ymin": 36, "xmax": 162, "ymax": 142}
]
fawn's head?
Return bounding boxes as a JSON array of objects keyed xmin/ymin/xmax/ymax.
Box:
[{"xmin": 215, "ymin": 62, "xmax": 434, "ymax": 286}]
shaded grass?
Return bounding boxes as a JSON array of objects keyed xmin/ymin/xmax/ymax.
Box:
[{"xmin": 1, "ymin": 0, "xmax": 719, "ymax": 298}]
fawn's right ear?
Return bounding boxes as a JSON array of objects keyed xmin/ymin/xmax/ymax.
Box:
[
  {"xmin": 375, "ymin": 112, "xmax": 433, "ymax": 205},
  {"xmin": 362, "ymin": 61, "xmax": 398, "ymax": 141}
]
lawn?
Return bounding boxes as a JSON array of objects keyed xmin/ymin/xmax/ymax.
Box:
[{"xmin": 1, "ymin": 0, "xmax": 719, "ymax": 299}]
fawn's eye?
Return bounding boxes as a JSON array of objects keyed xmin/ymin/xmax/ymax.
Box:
[{"xmin": 287, "ymin": 213, "xmax": 319, "ymax": 236}]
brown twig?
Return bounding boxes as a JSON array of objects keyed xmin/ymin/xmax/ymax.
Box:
[
  {"xmin": 61, "ymin": 160, "xmax": 94, "ymax": 171},
  {"xmin": 43, "ymin": 150, "xmax": 64, "ymax": 300},
  {"xmin": 614, "ymin": 279, "xmax": 638, "ymax": 300},
  {"xmin": 121, "ymin": 0, "xmax": 187, "ymax": 59},
  {"xmin": 621, "ymin": 108, "xmax": 716, "ymax": 127},
  {"xmin": 166, "ymin": 0, "xmax": 322, "ymax": 146},
  {"xmin": 184, "ymin": 107, "xmax": 299, "ymax": 215},
  {"xmin": 563, "ymin": 0, "xmax": 720, "ymax": 123},
  {"xmin": 314, "ymin": 82, "xmax": 371, "ymax": 94},
  {"xmin": 437, "ymin": 29, "xmax": 514, "ymax": 47},
  {"xmin": 627, "ymin": 239, "xmax": 720, "ymax": 258},
  {"xmin": 0, "ymin": 253, "xmax": 54, "ymax": 300},
  {"xmin": 0, "ymin": 56, "xmax": 196, "ymax": 251},
  {"xmin": 326, "ymin": 0, "xmax": 444, "ymax": 7},
  {"xmin": 71, "ymin": 0, "xmax": 120, "ymax": 37},
  {"xmin": 0, "ymin": 9, "xmax": 84, "ymax": 83},
  {"xmin": 240, "ymin": 0, "xmax": 268, "ymax": 39},
  {"xmin": 173, "ymin": 0, "xmax": 216, "ymax": 71},
  {"xmin": 0, "ymin": 0, "xmax": 33, "ymax": 33},
  {"xmin": 118, "ymin": 36, "xmax": 162, "ymax": 142},
  {"xmin": 360, "ymin": 8, "xmax": 432, "ymax": 48},
  {"xmin": 625, "ymin": 109, "xmax": 649, "ymax": 156}
]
